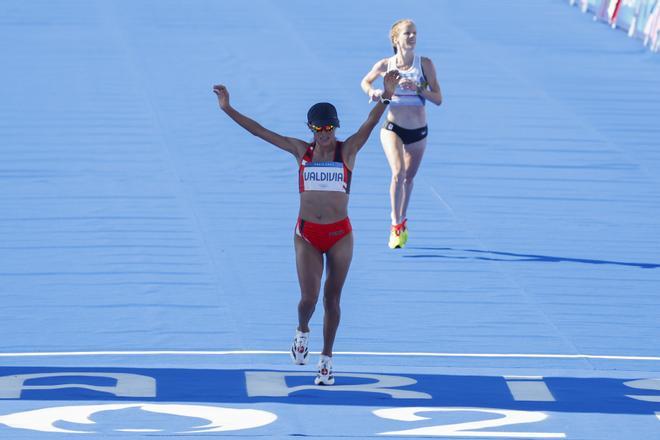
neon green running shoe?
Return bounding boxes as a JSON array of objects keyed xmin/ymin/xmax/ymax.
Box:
[
  {"xmin": 388, "ymin": 222, "xmax": 405, "ymax": 249},
  {"xmin": 400, "ymin": 219, "xmax": 408, "ymax": 247}
]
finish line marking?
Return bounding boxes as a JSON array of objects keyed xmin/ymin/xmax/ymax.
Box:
[{"xmin": 0, "ymin": 351, "xmax": 658, "ymax": 361}]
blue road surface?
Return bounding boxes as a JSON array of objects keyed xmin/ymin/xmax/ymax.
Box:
[{"xmin": 1, "ymin": 0, "xmax": 660, "ymax": 438}]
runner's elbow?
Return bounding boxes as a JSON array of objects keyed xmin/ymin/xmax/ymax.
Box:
[{"xmin": 360, "ymin": 79, "xmax": 371, "ymax": 93}]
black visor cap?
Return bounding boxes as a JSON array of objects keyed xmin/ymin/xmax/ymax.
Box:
[{"xmin": 307, "ymin": 102, "xmax": 340, "ymax": 128}]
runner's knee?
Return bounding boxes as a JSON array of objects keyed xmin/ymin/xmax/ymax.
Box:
[
  {"xmin": 392, "ymin": 169, "xmax": 405, "ymax": 184},
  {"xmin": 299, "ymin": 296, "xmax": 318, "ymax": 311},
  {"xmin": 323, "ymin": 294, "xmax": 341, "ymax": 312}
]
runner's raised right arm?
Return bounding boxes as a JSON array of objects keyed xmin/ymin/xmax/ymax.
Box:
[{"xmin": 213, "ymin": 84, "xmax": 307, "ymax": 159}]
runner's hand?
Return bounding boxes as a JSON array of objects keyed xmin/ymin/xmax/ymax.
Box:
[
  {"xmin": 213, "ymin": 84, "xmax": 230, "ymax": 110},
  {"xmin": 369, "ymin": 88, "xmax": 384, "ymax": 102},
  {"xmin": 382, "ymin": 70, "xmax": 400, "ymax": 98},
  {"xmin": 399, "ymin": 78, "xmax": 418, "ymax": 91}
]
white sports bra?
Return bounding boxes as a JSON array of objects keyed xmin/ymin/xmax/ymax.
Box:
[{"xmin": 387, "ymin": 55, "xmax": 426, "ymax": 107}]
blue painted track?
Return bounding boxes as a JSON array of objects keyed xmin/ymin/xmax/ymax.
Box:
[{"xmin": 1, "ymin": 0, "xmax": 659, "ymax": 438}]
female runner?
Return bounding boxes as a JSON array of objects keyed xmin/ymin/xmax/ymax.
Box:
[
  {"xmin": 213, "ymin": 70, "xmax": 399, "ymax": 385},
  {"xmin": 361, "ymin": 19, "xmax": 443, "ymax": 248}
]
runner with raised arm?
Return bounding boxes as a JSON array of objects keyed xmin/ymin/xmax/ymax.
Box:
[{"xmin": 213, "ymin": 70, "xmax": 400, "ymax": 384}]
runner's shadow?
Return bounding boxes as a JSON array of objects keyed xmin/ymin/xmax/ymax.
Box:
[{"xmin": 403, "ymin": 247, "xmax": 660, "ymax": 269}]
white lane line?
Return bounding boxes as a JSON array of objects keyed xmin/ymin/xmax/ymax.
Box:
[{"xmin": 0, "ymin": 351, "xmax": 658, "ymax": 361}]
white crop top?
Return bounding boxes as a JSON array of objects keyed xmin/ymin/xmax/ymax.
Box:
[{"xmin": 387, "ymin": 55, "xmax": 426, "ymax": 107}]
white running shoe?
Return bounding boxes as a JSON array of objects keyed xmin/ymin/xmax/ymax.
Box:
[
  {"xmin": 290, "ymin": 330, "xmax": 309, "ymax": 365},
  {"xmin": 314, "ymin": 355, "xmax": 335, "ymax": 385}
]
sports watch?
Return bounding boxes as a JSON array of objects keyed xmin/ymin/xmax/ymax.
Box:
[{"xmin": 380, "ymin": 96, "xmax": 391, "ymax": 105}]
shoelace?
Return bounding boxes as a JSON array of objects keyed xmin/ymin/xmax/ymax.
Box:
[{"xmin": 391, "ymin": 222, "xmax": 405, "ymax": 236}]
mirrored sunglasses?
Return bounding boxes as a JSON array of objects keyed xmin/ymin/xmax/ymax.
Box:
[{"xmin": 308, "ymin": 124, "xmax": 335, "ymax": 133}]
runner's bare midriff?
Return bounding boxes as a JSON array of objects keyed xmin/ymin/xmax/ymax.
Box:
[
  {"xmin": 299, "ymin": 192, "xmax": 349, "ymax": 223},
  {"xmin": 386, "ymin": 105, "xmax": 427, "ymax": 128}
]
